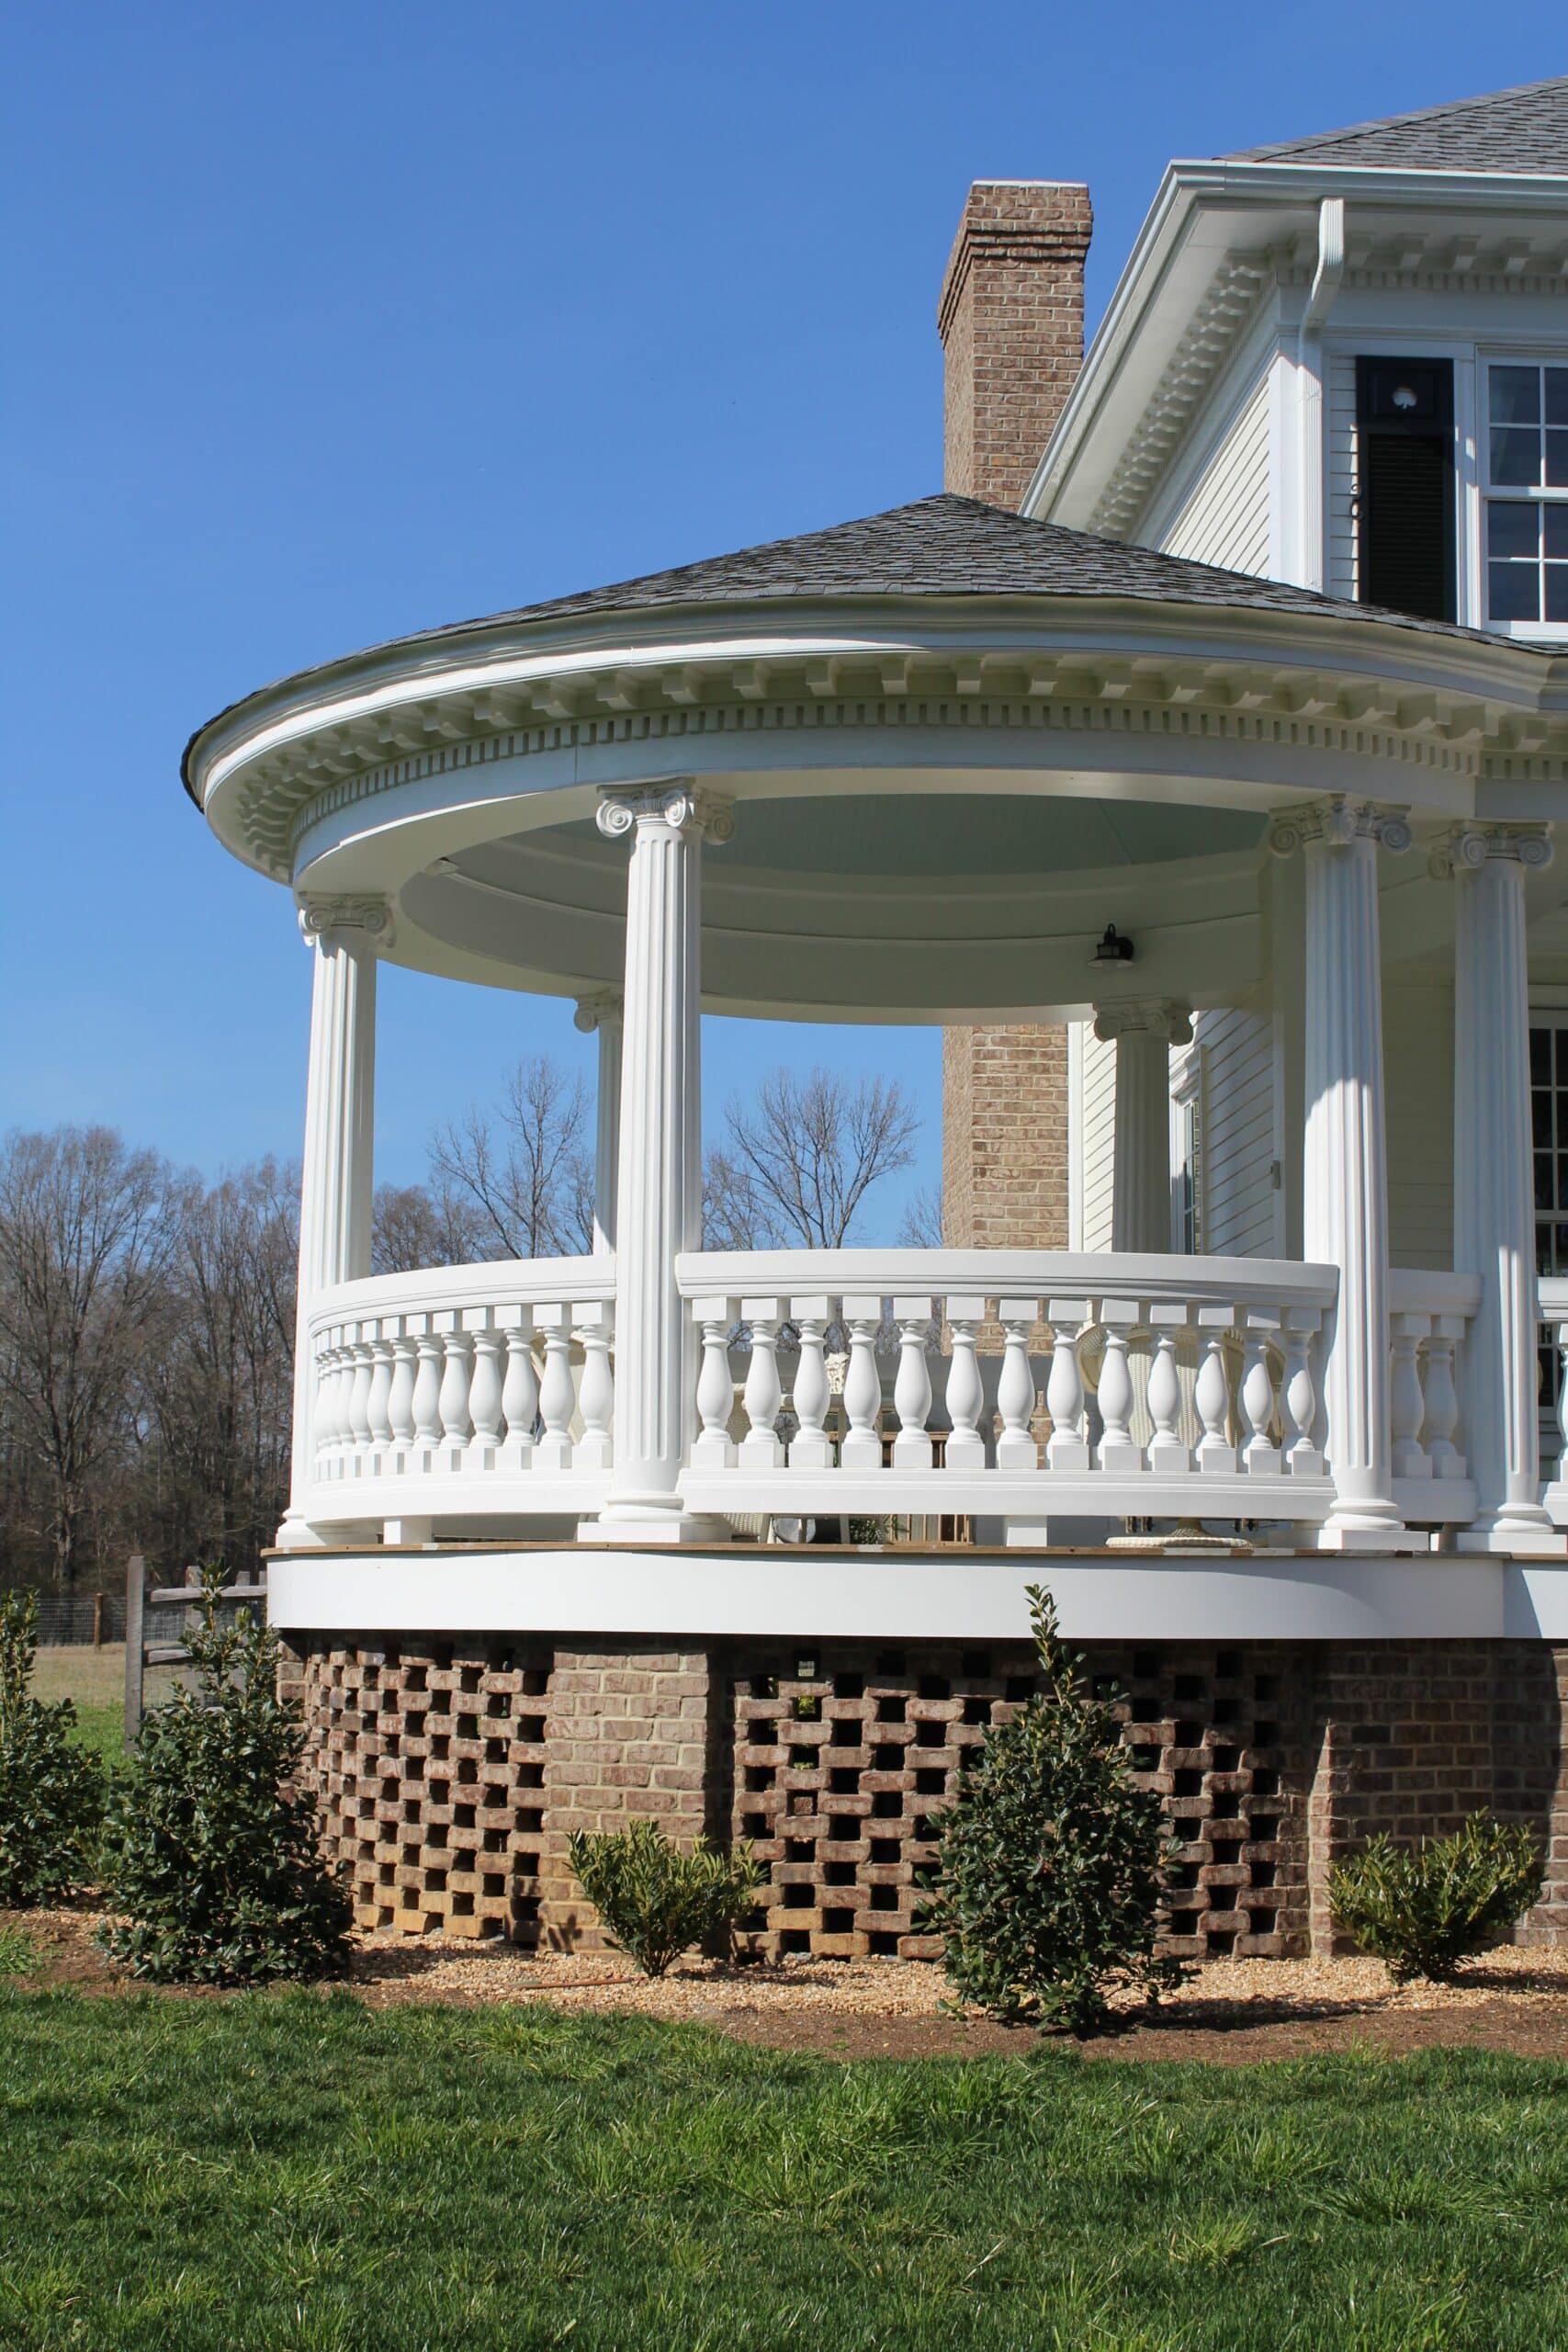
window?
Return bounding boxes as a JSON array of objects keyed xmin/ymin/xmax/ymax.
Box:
[
  {"xmin": 1485, "ymin": 363, "xmax": 1568, "ymax": 629},
  {"xmin": 1354, "ymin": 356, "xmax": 1456, "ymax": 622}
]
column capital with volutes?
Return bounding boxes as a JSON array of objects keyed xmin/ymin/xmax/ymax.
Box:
[
  {"xmin": 296, "ymin": 894, "xmax": 396, "ymax": 952},
  {"xmin": 1267, "ymin": 796, "xmax": 1413, "ymax": 859},
  {"xmin": 1091, "ymin": 997, "xmax": 1193, "ymax": 1047},
  {"xmin": 573, "ymin": 987, "xmax": 625, "ymax": 1035},
  {"xmin": 1427, "ymin": 821, "xmax": 1553, "ymax": 880},
  {"xmin": 594, "ymin": 782, "xmax": 735, "ymax": 844}
]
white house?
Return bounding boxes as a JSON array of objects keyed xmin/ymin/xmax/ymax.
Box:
[{"xmin": 184, "ymin": 77, "xmax": 1568, "ymax": 1960}]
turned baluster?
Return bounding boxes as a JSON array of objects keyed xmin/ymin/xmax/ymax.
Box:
[
  {"xmin": 1145, "ymin": 1316, "xmax": 1188, "ymax": 1474},
  {"xmin": 535, "ymin": 1304, "xmax": 575, "ymax": 1470},
  {"xmin": 314, "ymin": 1337, "xmax": 342, "ymax": 1473},
  {"xmin": 388, "ymin": 1331, "xmax": 418, "ymax": 1460},
  {"xmin": 1424, "ymin": 1321, "xmax": 1462, "ymax": 1479},
  {"xmin": 366, "ymin": 1328, "xmax": 395, "ymax": 1464},
  {"xmin": 996, "ymin": 1297, "xmax": 1039, "ymax": 1470},
  {"xmin": 1095, "ymin": 1303, "xmax": 1139, "ymax": 1474},
  {"xmin": 500, "ymin": 1315, "xmax": 538, "ymax": 1468},
  {"xmin": 693, "ymin": 1299, "xmax": 737, "ymax": 1467},
  {"xmin": 411, "ymin": 1322, "xmax": 444, "ymax": 1461},
  {"xmin": 741, "ymin": 1297, "xmax": 784, "ymax": 1467},
  {"xmin": 436, "ymin": 1317, "xmax": 473, "ymax": 1467},
  {"xmin": 468, "ymin": 1317, "xmax": 505, "ymax": 1468},
  {"xmin": 1280, "ymin": 1313, "xmax": 1323, "ymax": 1477},
  {"xmin": 1044, "ymin": 1298, "xmax": 1089, "ymax": 1473},
  {"xmin": 840, "ymin": 1295, "xmax": 884, "ymax": 1470},
  {"xmin": 347, "ymin": 1330, "xmax": 376, "ymax": 1471},
  {"xmin": 890, "ymin": 1296, "xmax": 933, "ymax": 1470},
  {"xmin": 1238, "ymin": 1317, "xmax": 1280, "ymax": 1476},
  {"xmin": 1195, "ymin": 1314, "xmax": 1237, "ymax": 1473},
  {"xmin": 573, "ymin": 1302, "xmax": 615, "ymax": 1471},
  {"xmin": 1557, "ymin": 1328, "xmax": 1568, "ymax": 1487},
  {"xmin": 787, "ymin": 1299, "xmax": 831, "ymax": 1470},
  {"xmin": 943, "ymin": 1295, "xmax": 986, "ymax": 1472},
  {"xmin": 1390, "ymin": 1313, "xmax": 1431, "ymax": 1480}
]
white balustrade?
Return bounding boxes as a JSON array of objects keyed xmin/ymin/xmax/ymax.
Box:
[
  {"xmin": 306, "ymin": 1257, "xmax": 615, "ymax": 1517},
  {"xmin": 1536, "ymin": 1277, "xmax": 1568, "ymax": 1519},
  {"xmin": 1385, "ymin": 1270, "xmax": 1483, "ymax": 1523},
  {"xmin": 674, "ymin": 1248, "xmax": 1342, "ymax": 1525}
]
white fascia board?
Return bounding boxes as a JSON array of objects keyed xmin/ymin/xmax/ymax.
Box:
[{"xmin": 1028, "ymin": 158, "xmax": 1568, "ymax": 531}]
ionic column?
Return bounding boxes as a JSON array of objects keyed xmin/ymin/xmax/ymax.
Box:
[
  {"xmin": 1434, "ymin": 822, "xmax": 1559, "ymax": 1554},
  {"xmin": 1269, "ymin": 797, "xmax": 1407, "ymax": 1546},
  {"xmin": 1093, "ymin": 1000, "xmax": 1192, "ymax": 1254},
  {"xmin": 589, "ymin": 783, "xmax": 732, "ymax": 1540},
  {"xmin": 574, "ymin": 989, "xmax": 624, "ymax": 1258},
  {"xmin": 278, "ymin": 896, "xmax": 389, "ymax": 1547}
]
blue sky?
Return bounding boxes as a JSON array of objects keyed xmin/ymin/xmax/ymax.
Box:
[{"xmin": 5, "ymin": 4, "xmax": 1563, "ymax": 1228}]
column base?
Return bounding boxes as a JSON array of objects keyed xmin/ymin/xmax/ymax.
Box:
[
  {"xmin": 1454, "ymin": 1510, "xmax": 1564, "ymax": 1558},
  {"xmin": 581, "ymin": 1496, "xmax": 733, "ymax": 1546}
]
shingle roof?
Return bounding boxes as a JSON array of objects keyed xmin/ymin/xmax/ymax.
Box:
[
  {"xmin": 182, "ymin": 494, "xmax": 1498, "ymax": 800},
  {"xmin": 356, "ymin": 494, "xmax": 1483, "ymax": 644},
  {"xmin": 1228, "ymin": 75, "xmax": 1568, "ymax": 172}
]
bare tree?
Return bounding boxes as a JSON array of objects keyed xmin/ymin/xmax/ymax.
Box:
[
  {"xmin": 372, "ymin": 1180, "xmax": 488, "ymax": 1274},
  {"xmin": 134, "ymin": 1160, "xmax": 298, "ymax": 1576},
  {"xmin": 0, "ymin": 1126, "xmax": 176, "ymax": 1586},
  {"xmin": 716, "ymin": 1069, "xmax": 919, "ymax": 1249},
  {"xmin": 897, "ymin": 1185, "xmax": 945, "ymax": 1248},
  {"xmin": 427, "ymin": 1056, "xmax": 593, "ymax": 1261}
]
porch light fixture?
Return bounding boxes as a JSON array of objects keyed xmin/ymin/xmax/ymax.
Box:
[{"xmin": 1094, "ymin": 923, "xmax": 1134, "ymax": 964}]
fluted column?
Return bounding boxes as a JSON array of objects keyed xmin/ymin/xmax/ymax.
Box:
[
  {"xmin": 1093, "ymin": 1000, "xmax": 1192, "ymax": 1253},
  {"xmin": 278, "ymin": 896, "xmax": 389, "ymax": 1546},
  {"xmin": 1270, "ymin": 797, "xmax": 1407, "ymax": 1546},
  {"xmin": 590, "ymin": 783, "xmax": 732, "ymax": 1540},
  {"xmin": 1436, "ymin": 823, "xmax": 1560, "ymax": 1554},
  {"xmin": 574, "ymin": 989, "xmax": 624, "ymax": 1258}
]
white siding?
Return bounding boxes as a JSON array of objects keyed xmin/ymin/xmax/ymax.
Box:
[
  {"xmin": 1079, "ymin": 1023, "xmax": 1116, "ymax": 1253},
  {"xmin": 1324, "ymin": 348, "xmax": 1359, "ymax": 602},
  {"xmin": 1383, "ymin": 972, "xmax": 1453, "ymax": 1272},
  {"xmin": 1158, "ymin": 375, "xmax": 1272, "ymax": 577},
  {"xmin": 1195, "ymin": 1008, "xmax": 1278, "ymax": 1258}
]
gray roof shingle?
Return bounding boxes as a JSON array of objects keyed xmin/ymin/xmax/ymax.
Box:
[
  {"xmin": 1228, "ymin": 75, "xmax": 1568, "ymax": 172},
  {"xmin": 350, "ymin": 494, "xmax": 1486, "ymax": 644},
  {"xmin": 182, "ymin": 494, "xmax": 1504, "ymax": 798}
]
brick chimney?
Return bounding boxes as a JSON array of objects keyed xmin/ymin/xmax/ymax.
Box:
[
  {"xmin": 938, "ymin": 180, "xmax": 1092, "ymax": 509},
  {"xmin": 939, "ymin": 180, "xmax": 1092, "ymax": 1253}
]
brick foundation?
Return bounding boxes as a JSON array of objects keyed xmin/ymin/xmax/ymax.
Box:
[{"xmin": 289, "ymin": 1631, "xmax": 1568, "ymax": 1957}]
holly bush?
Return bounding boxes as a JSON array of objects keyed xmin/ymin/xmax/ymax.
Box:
[
  {"xmin": 1329, "ymin": 1813, "xmax": 1542, "ymax": 1982},
  {"xmin": 919, "ymin": 1584, "xmax": 1180, "ymax": 2033},
  {"xmin": 96, "ymin": 1566, "xmax": 352, "ymax": 1984},
  {"xmin": 568, "ymin": 1816, "xmax": 763, "ymax": 1978},
  {"xmin": 0, "ymin": 1589, "xmax": 107, "ymax": 1905}
]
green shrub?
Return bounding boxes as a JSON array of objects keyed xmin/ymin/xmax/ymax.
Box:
[
  {"xmin": 96, "ymin": 1566, "xmax": 352, "ymax": 1985},
  {"xmin": 568, "ymin": 1816, "xmax": 764, "ymax": 1978},
  {"xmin": 1328, "ymin": 1813, "xmax": 1542, "ymax": 1983},
  {"xmin": 918, "ymin": 1585, "xmax": 1180, "ymax": 2033},
  {"xmin": 0, "ymin": 1590, "xmax": 107, "ymax": 1905}
]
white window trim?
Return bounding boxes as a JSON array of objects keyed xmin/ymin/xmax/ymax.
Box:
[{"xmin": 1477, "ymin": 344, "xmax": 1568, "ymax": 643}]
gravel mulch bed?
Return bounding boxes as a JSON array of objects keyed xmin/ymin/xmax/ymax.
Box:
[{"xmin": 8, "ymin": 1905, "xmax": 1568, "ymax": 2063}]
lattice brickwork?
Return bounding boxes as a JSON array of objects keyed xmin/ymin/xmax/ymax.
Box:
[
  {"xmin": 299, "ymin": 1638, "xmax": 552, "ymax": 1939},
  {"xmin": 732, "ymin": 1640, "xmax": 1307, "ymax": 1962}
]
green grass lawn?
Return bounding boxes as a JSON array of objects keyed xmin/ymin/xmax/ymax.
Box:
[{"xmin": 2, "ymin": 1982, "xmax": 1566, "ymax": 2351}]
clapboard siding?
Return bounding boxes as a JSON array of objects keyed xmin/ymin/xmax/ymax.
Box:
[
  {"xmin": 1079, "ymin": 1023, "xmax": 1117, "ymax": 1253},
  {"xmin": 1158, "ymin": 374, "xmax": 1272, "ymax": 576},
  {"xmin": 1195, "ymin": 1009, "xmax": 1279, "ymax": 1258},
  {"xmin": 1384, "ymin": 973, "xmax": 1453, "ymax": 1271},
  {"xmin": 1325, "ymin": 349, "xmax": 1359, "ymax": 602}
]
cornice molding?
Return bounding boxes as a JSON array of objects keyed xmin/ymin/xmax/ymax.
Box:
[{"xmin": 1427, "ymin": 821, "xmax": 1554, "ymax": 879}]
